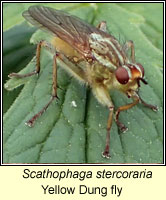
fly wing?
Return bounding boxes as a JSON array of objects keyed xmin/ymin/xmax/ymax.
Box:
[{"xmin": 23, "ymin": 5, "xmax": 101, "ymax": 58}]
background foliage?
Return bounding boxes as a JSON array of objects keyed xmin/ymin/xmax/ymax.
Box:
[{"xmin": 3, "ymin": 3, "xmax": 163, "ymax": 163}]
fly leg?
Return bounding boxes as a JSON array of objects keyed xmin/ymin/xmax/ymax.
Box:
[
  {"xmin": 115, "ymin": 97, "xmax": 139, "ymax": 132},
  {"xmin": 116, "ymin": 88, "xmax": 158, "ymax": 132},
  {"xmin": 25, "ymin": 53, "xmax": 59, "ymax": 127},
  {"xmin": 92, "ymin": 86, "xmax": 114, "ymax": 158},
  {"xmin": 9, "ymin": 40, "xmax": 60, "ymax": 127},
  {"xmin": 123, "ymin": 40, "xmax": 135, "ymax": 63},
  {"xmin": 96, "ymin": 21, "xmax": 107, "ymax": 32},
  {"xmin": 8, "ymin": 40, "xmax": 49, "ymax": 78},
  {"xmin": 138, "ymin": 94, "xmax": 158, "ymax": 111},
  {"xmin": 9, "ymin": 39, "xmax": 89, "ymax": 127},
  {"xmin": 102, "ymin": 106, "xmax": 114, "ymax": 158},
  {"xmin": 9, "ymin": 41, "xmax": 59, "ymax": 127}
]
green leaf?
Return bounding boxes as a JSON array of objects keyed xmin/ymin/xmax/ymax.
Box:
[
  {"xmin": 3, "ymin": 3, "xmax": 163, "ymax": 163},
  {"xmin": 3, "ymin": 23, "xmax": 36, "ymax": 113}
]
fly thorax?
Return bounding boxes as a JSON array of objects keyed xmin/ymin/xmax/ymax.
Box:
[
  {"xmin": 89, "ymin": 33, "xmax": 109, "ymax": 54},
  {"xmin": 89, "ymin": 33, "xmax": 119, "ymax": 71}
]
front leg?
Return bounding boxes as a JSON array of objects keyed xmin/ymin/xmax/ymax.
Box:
[
  {"xmin": 115, "ymin": 91, "xmax": 158, "ymax": 132},
  {"xmin": 92, "ymin": 86, "xmax": 114, "ymax": 158},
  {"xmin": 115, "ymin": 97, "xmax": 139, "ymax": 132},
  {"xmin": 103, "ymin": 106, "xmax": 114, "ymax": 158},
  {"xmin": 138, "ymin": 94, "xmax": 158, "ymax": 111}
]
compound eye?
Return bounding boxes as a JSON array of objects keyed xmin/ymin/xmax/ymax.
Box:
[
  {"xmin": 115, "ymin": 67, "xmax": 129, "ymax": 84},
  {"xmin": 136, "ymin": 63, "xmax": 144, "ymax": 77}
]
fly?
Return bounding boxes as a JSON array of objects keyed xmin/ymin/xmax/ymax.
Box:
[{"xmin": 8, "ymin": 5, "xmax": 158, "ymax": 158}]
